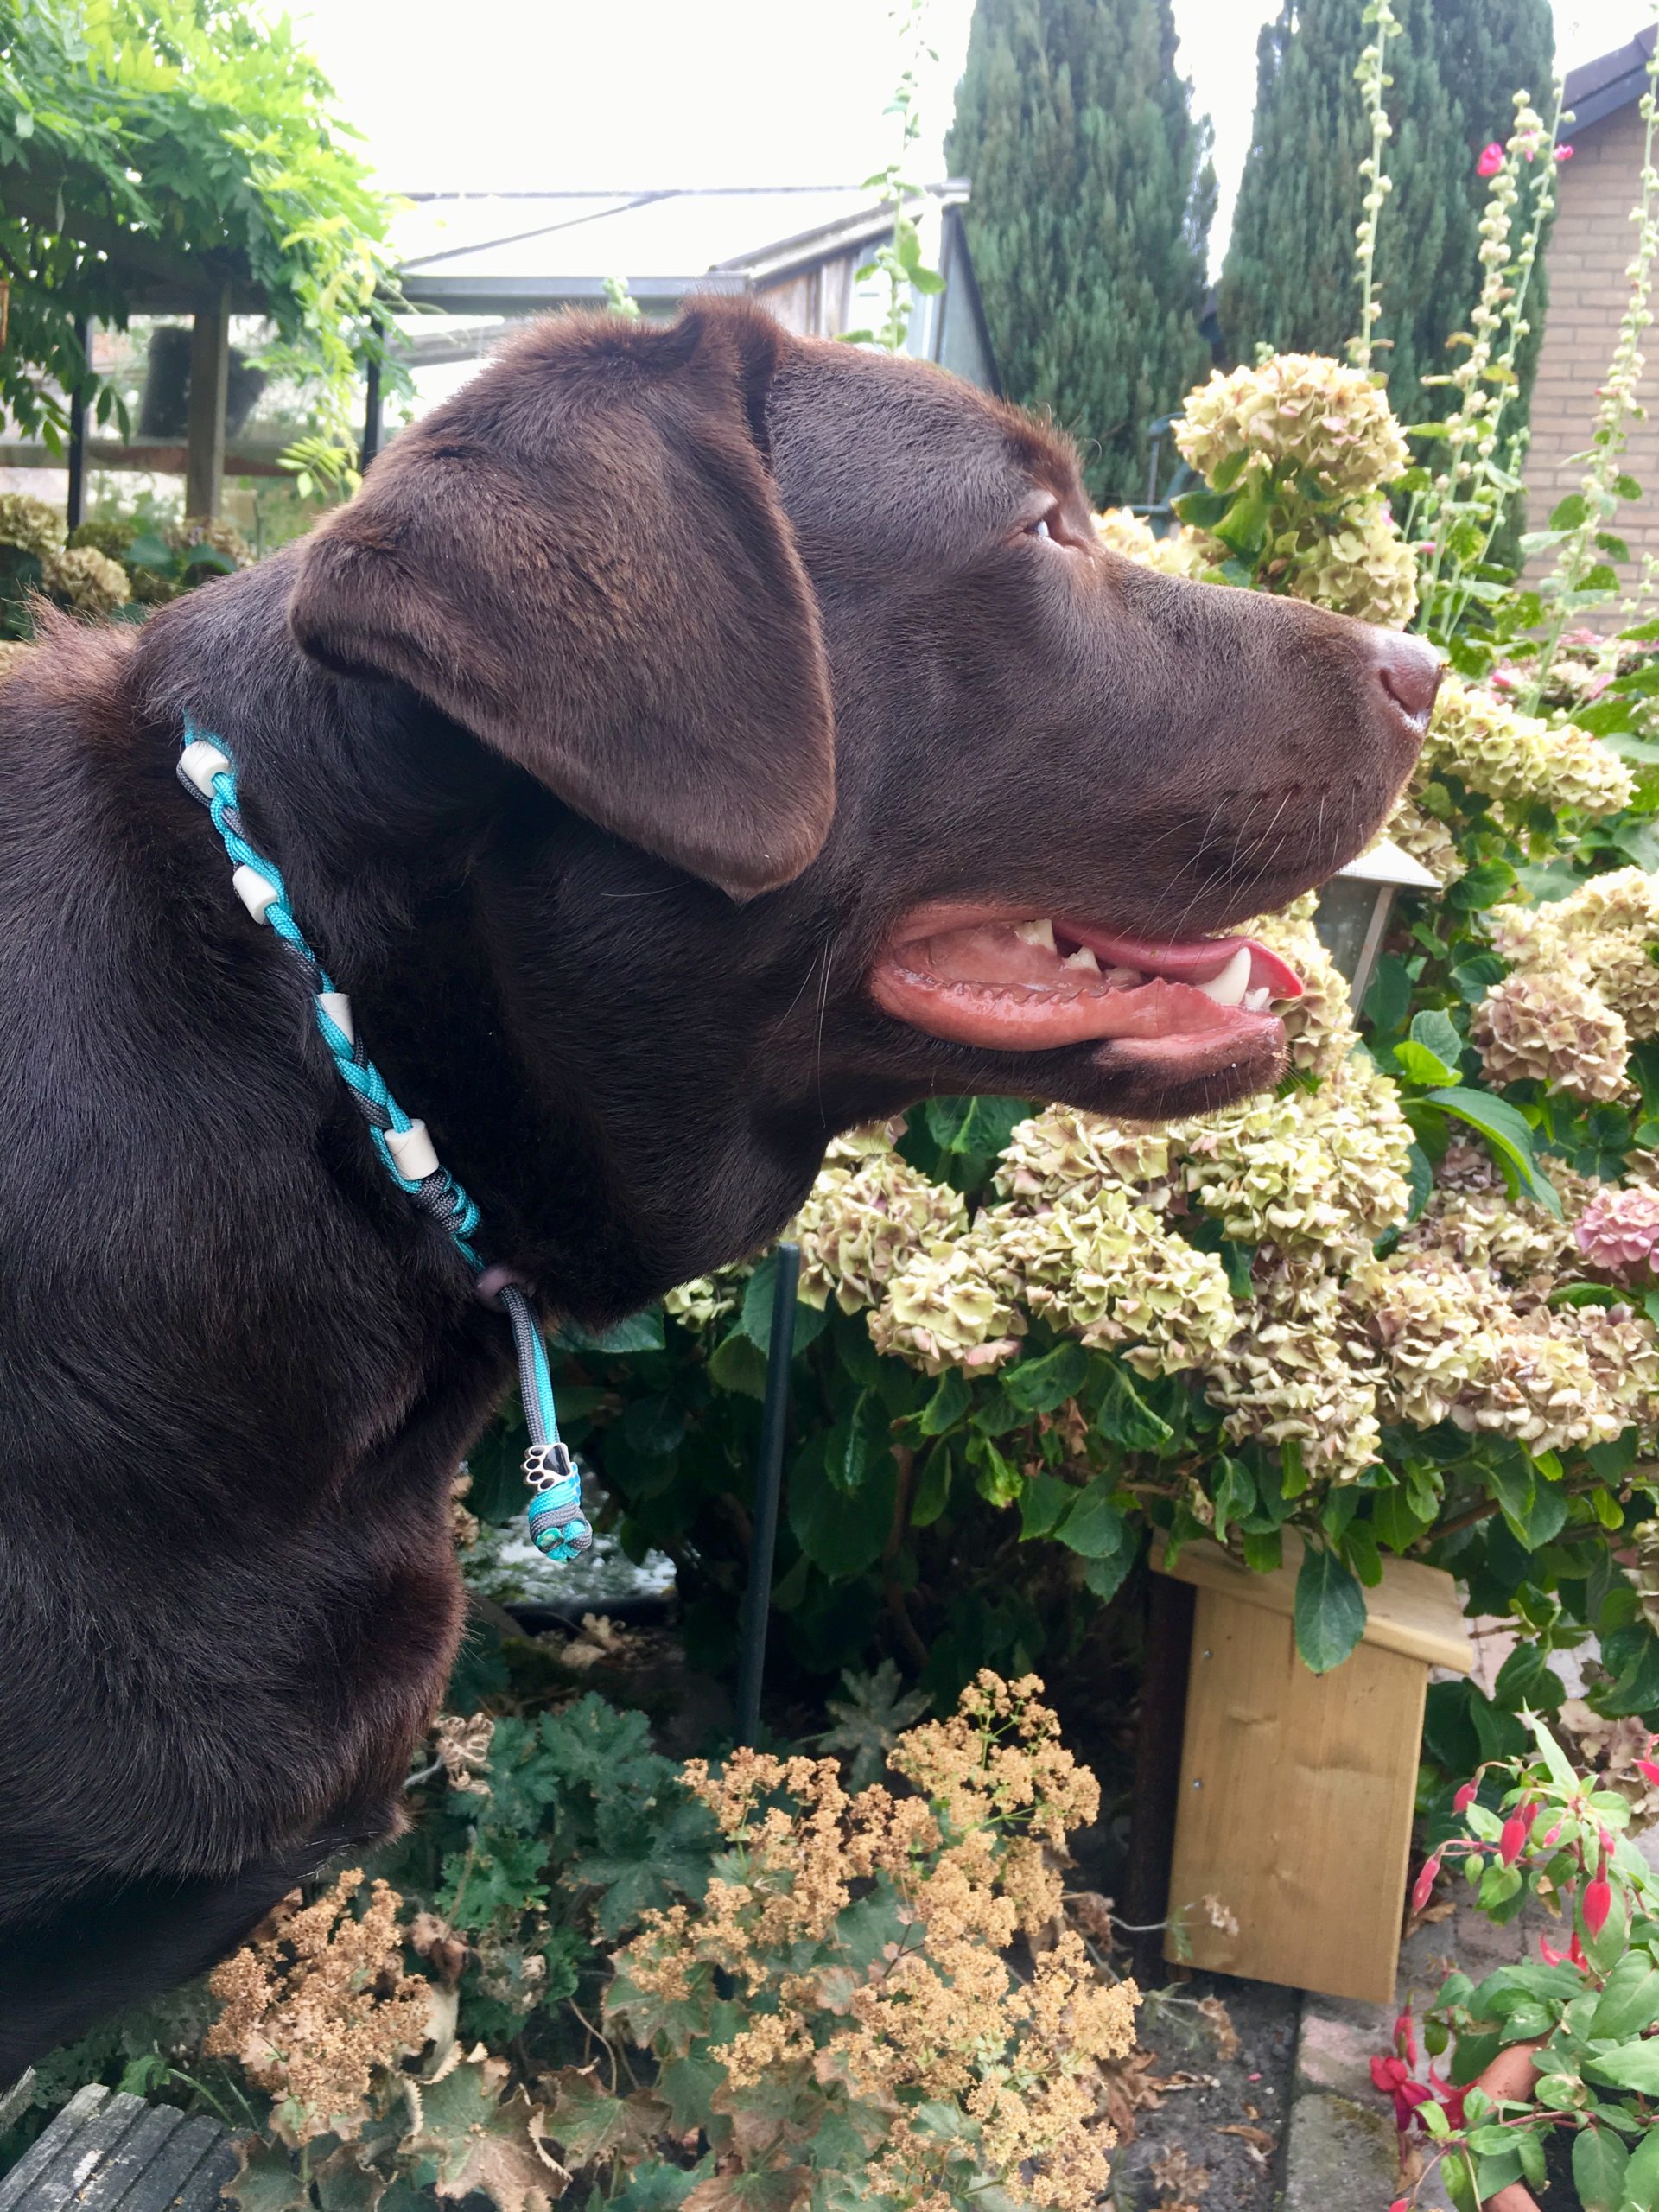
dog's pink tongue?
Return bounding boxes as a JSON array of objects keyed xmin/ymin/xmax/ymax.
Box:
[{"xmin": 870, "ymin": 925, "xmax": 1301, "ymax": 1053}]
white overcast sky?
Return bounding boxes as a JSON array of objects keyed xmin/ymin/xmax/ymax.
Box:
[{"xmin": 289, "ymin": 0, "xmax": 1645, "ymax": 270}]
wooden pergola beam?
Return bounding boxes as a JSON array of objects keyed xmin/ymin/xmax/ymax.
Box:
[{"xmin": 185, "ymin": 285, "xmax": 232, "ymax": 518}]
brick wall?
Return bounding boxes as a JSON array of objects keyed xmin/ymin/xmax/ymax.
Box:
[{"xmin": 1523, "ymin": 98, "xmax": 1659, "ymax": 601}]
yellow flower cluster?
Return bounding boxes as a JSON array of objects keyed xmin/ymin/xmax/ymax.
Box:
[
  {"xmin": 1420, "ymin": 675, "xmax": 1633, "ymax": 830},
  {"xmin": 205, "ymin": 1872, "xmax": 434, "ymax": 2145},
  {"xmin": 611, "ymin": 1674, "xmax": 1135, "ymax": 2212},
  {"xmin": 1175, "ymin": 353, "xmax": 1411, "ymax": 499}
]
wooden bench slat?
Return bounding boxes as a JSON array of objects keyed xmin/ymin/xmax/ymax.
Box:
[{"xmin": 0, "ymin": 2091, "xmax": 233, "ymax": 2212}]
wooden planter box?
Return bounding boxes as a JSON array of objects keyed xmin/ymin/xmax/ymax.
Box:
[{"xmin": 1151, "ymin": 1536, "xmax": 1474, "ymax": 2006}]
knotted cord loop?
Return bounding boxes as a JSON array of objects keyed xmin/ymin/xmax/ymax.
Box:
[{"xmin": 176, "ymin": 722, "xmax": 592, "ymax": 1561}]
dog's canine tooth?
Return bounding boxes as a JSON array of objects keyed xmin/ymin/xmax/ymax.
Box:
[
  {"xmin": 1242, "ymin": 984, "xmax": 1272, "ymax": 1014},
  {"xmin": 1014, "ymin": 918, "xmax": 1058, "ymax": 953},
  {"xmin": 1061, "ymin": 944, "xmax": 1101, "ymax": 974},
  {"xmin": 1192, "ymin": 944, "xmax": 1252, "ymax": 1007}
]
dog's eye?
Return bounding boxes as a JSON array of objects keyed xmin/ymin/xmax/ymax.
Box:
[{"xmin": 1024, "ymin": 505, "xmax": 1067, "ymax": 546}]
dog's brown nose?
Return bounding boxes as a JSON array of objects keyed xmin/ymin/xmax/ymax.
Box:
[{"xmin": 1375, "ymin": 633, "xmax": 1442, "ymax": 728}]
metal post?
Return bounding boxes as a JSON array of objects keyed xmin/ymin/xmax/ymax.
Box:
[
  {"xmin": 360, "ymin": 349, "xmax": 383, "ymax": 474},
  {"xmin": 66, "ymin": 316, "xmax": 92, "ymax": 531},
  {"xmin": 734, "ymin": 1243, "xmax": 800, "ymax": 1745}
]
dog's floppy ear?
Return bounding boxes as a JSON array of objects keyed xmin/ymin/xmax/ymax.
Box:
[{"xmin": 288, "ymin": 300, "xmax": 833, "ymax": 899}]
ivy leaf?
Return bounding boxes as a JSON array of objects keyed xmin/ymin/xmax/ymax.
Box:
[
  {"xmin": 1096, "ymin": 1365, "xmax": 1174, "ymax": 1452},
  {"xmin": 1294, "ymin": 1541, "xmax": 1367, "ymax": 1674}
]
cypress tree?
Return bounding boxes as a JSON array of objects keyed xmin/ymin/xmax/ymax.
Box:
[
  {"xmin": 1220, "ymin": 0, "xmax": 1555, "ymax": 433},
  {"xmin": 947, "ymin": 0, "xmax": 1216, "ymax": 503}
]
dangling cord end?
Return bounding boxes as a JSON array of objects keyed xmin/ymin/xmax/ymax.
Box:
[{"xmin": 495, "ymin": 1281, "xmax": 593, "ymax": 1560}]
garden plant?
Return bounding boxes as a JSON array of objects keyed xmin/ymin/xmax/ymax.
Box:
[{"xmin": 9, "ymin": 3, "xmax": 1659, "ymax": 2203}]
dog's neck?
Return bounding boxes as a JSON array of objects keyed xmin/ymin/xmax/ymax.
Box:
[{"xmin": 127, "ymin": 555, "xmax": 826, "ymax": 1322}]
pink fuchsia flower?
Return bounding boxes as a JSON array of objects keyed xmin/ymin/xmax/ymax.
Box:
[
  {"xmin": 1395, "ymin": 2009, "xmax": 1418, "ymax": 2066},
  {"xmin": 1453, "ymin": 1779, "xmax": 1479, "ymax": 1814},
  {"xmin": 1557, "ymin": 143, "xmax": 1575, "ymax": 161},
  {"xmin": 1585, "ymin": 1873, "xmax": 1613, "ymax": 1938},
  {"xmin": 1370, "ymin": 2053, "xmax": 1435, "ymax": 2134},
  {"xmin": 1412, "ymin": 1854, "xmax": 1443, "ymax": 1912},
  {"xmin": 1478, "ymin": 142, "xmax": 1505, "ymax": 176},
  {"xmin": 1499, "ymin": 1802, "xmax": 1537, "ymax": 1865},
  {"xmin": 1575, "ymin": 1184, "xmax": 1659, "ymax": 1281}
]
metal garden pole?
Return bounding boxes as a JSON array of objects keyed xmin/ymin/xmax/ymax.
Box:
[{"xmin": 734, "ymin": 1243, "xmax": 800, "ymax": 1745}]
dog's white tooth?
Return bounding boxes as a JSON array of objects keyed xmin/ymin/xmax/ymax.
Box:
[
  {"xmin": 1061, "ymin": 944, "xmax": 1101, "ymax": 974},
  {"xmin": 1103, "ymin": 965, "xmax": 1145, "ymax": 987},
  {"xmin": 1013, "ymin": 918, "xmax": 1058, "ymax": 953},
  {"xmin": 1242, "ymin": 985, "xmax": 1272, "ymax": 1014},
  {"xmin": 1192, "ymin": 945, "xmax": 1253, "ymax": 1007}
]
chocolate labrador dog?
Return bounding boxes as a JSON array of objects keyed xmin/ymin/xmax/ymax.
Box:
[{"xmin": 0, "ymin": 296, "xmax": 1437, "ymax": 2075}]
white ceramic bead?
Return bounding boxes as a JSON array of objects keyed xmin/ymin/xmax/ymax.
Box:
[
  {"xmin": 232, "ymin": 863, "xmax": 281, "ymax": 923},
  {"xmin": 179, "ymin": 739, "xmax": 232, "ymax": 797},
  {"xmin": 317, "ymin": 990, "xmax": 354, "ymax": 1044},
  {"xmin": 386, "ymin": 1119, "xmax": 441, "ymax": 1182}
]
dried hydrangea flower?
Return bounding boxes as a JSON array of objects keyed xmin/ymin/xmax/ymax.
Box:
[
  {"xmin": 1382, "ymin": 796, "xmax": 1464, "ymax": 886},
  {"xmin": 1093, "ymin": 505, "xmax": 1221, "ymax": 578},
  {"xmin": 0, "ymin": 493, "xmax": 66, "ymax": 561},
  {"xmin": 663, "ymin": 1269, "xmax": 747, "ymax": 1332},
  {"xmin": 1176, "ymin": 353, "xmax": 1411, "ymax": 499},
  {"xmin": 995, "ymin": 1106, "xmax": 1173, "ymax": 1205},
  {"xmin": 42, "ymin": 543, "xmax": 130, "ymax": 614},
  {"xmin": 1274, "ymin": 501, "xmax": 1419, "ymax": 628},
  {"xmin": 793, "ymin": 1128, "xmax": 965, "ymax": 1313},
  {"xmin": 1491, "ymin": 868, "xmax": 1659, "ymax": 1041},
  {"xmin": 1203, "ymin": 1249, "xmax": 1383, "ymax": 1481},
  {"xmin": 1421, "ymin": 675, "xmax": 1632, "ymax": 825},
  {"xmin": 868, "ymin": 1236, "xmax": 1025, "ymax": 1375},
  {"xmin": 985, "ymin": 1186, "xmax": 1237, "ymax": 1376},
  {"xmin": 1471, "ymin": 968, "xmax": 1630, "ymax": 1101}
]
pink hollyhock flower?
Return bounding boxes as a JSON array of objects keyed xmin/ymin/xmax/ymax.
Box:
[
  {"xmin": 1576, "ymin": 1185, "xmax": 1659, "ymax": 1281},
  {"xmin": 1557, "ymin": 143, "xmax": 1575, "ymax": 161},
  {"xmin": 1412, "ymin": 1853, "xmax": 1442, "ymax": 1911},
  {"xmin": 1478, "ymin": 142, "xmax": 1505, "ymax": 176}
]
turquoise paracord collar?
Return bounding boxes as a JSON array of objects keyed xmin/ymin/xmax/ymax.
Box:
[{"xmin": 175, "ymin": 725, "xmax": 592, "ymax": 1565}]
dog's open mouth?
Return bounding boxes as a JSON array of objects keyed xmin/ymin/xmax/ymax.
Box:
[{"xmin": 869, "ymin": 902, "xmax": 1303, "ymax": 1063}]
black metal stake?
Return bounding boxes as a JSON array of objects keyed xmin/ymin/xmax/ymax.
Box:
[
  {"xmin": 66, "ymin": 316, "xmax": 92, "ymax": 531},
  {"xmin": 735, "ymin": 1243, "xmax": 800, "ymax": 1745},
  {"xmin": 360, "ymin": 350, "xmax": 384, "ymax": 475}
]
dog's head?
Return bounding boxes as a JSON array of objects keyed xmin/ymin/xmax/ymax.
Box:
[{"xmin": 288, "ymin": 297, "xmax": 1435, "ymax": 1295}]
